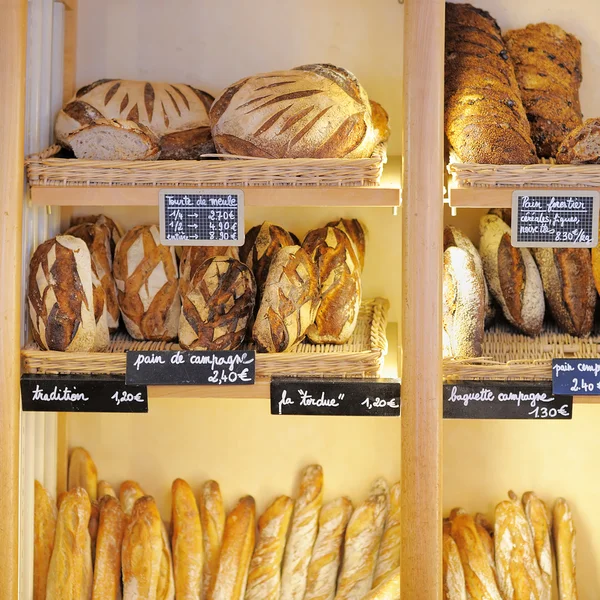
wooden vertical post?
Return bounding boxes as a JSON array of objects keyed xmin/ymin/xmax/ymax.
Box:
[
  {"xmin": 62, "ymin": 0, "xmax": 78, "ymax": 102},
  {"xmin": 0, "ymin": 0, "xmax": 28, "ymax": 596},
  {"xmin": 401, "ymin": 0, "xmax": 445, "ymax": 598}
]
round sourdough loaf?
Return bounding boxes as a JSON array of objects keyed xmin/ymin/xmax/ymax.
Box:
[{"xmin": 179, "ymin": 245, "xmax": 239, "ymax": 297}]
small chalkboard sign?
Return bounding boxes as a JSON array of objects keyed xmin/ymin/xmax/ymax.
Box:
[
  {"xmin": 443, "ymin": 381, "xmax": 572, "ymax": 420},
  {"xmin": 271, "ymin": 378, "xmax": 400, "ymax": 417},
  {"xmin": 511, "ymin": 190, "xmax": 599, "ymax": 248},
  {"xmin": 159, "ymin": 189, "xmax": 244, "ymax": 246},
  {"xmin": 21, "ymin": 374, "xmax": 148, "ymax": 413},
  {"xmin": 126, "ymin": 350, "xmax": 255, "ymax": 386},
  {"xmin": 552, "ymin": 358, "xmax": 600, "ymax": 395}
]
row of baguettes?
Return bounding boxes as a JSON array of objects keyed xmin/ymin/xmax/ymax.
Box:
[{"xmin": 34, "ymin": 447, "xmax": 401, "ymax": 600}]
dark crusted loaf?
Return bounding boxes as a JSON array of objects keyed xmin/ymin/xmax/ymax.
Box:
[{"xmin": 556, "ymin": 118, "xmax": 600, "ymax": 164}]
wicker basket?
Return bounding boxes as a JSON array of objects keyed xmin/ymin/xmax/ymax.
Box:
[
  {"xmin": 21, "ymin": 298, "xmax": 389, "ymax": 378},
  {"xmin": 26, "ymin": 144, "xmax": 387, "ymax": 188}
]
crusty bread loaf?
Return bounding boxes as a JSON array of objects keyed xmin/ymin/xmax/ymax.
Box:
[
  {"xmin": 532, "ymin": 248, "xmax": 595, "ymax": 336},
  {"xmin": 113, "ymin": 225, "xmax": 180, "ymax": 341},
  {"xmin": 443, "ymin": 525, "xmax": 466, "ymax": 600},
  {"xmin": 199, "ymin": 480, "xmax": 226, "ymax": 600},
  {"xmin": 92, "ymin": 495, "xmax": 127, "ymax": 600},
  {"xmin": 89, "ymin": 500, "xmax": 100, "ymax": 564},
  {"xmin": 324, "ymin": 219, "xmax": 367, "ymax": 272},
  {"xmin": 34, "ymin": 480, "xmax": 57, "ymax": 600},
  {"xmin": 157, "ymin": 517, "xmax": 175, "ymax": 600},
  {"xmin": 46, "ymin": 487, "xmax": 93, "ymax": 600},
  {"xmin": 557, "ymin": 118, "xmax": 600, "ymax": 164},
  {"xmin": 71, "ymin": 214, "xmax": 123, "ymax": 256},
  {"xmin": 522, "ymin": 492, "xmax": 552, "ymax": 600},
  {"xmin": 90, "ymin": 267, "xmax": 110, "ymax": 351},
  {"xmin": 56, "ymin": 80, "xmax": 215, "ymax": 160},
  {"xmin": 120, "ymin": 480, "xmax": 146, "ymax": 515},
  {"xmin": 244, "ymin": 495, "xmax": 294, "ymax": 600},
  {"xmin": 179, "ymin": 246, "xmax": 240, "ymax": 296},
  {"xmin": 97, "ymin": 481, "xmax": 117, "ymax": 498},
  {"xmin": 361, "ymin": 568, "xmax": 400, "ymax": 600},
  {"xmin": 369, "ymin": 100, "xmax": 391, "ymax": 147},
  {"xmin": 479, "ymin": 214, "xmax": 544, "ymax": 336},
  {"xmin": 474, "ymin": 513, "xmax": 496, "ymax": 578},
  {"xmin": 373, "ymin": 482, "xmax": 401, "ymax": 588},
  {"xmin": 210, "ymin": 496, "xmax": 256, "ymax": 600},
  {"xmin": 553, "ymin": 498, "xmax": 578, "ymax": 600},
  {"xmin": 280, "ymin": 465, "xmax": 324, "ymax": 600},
  {"xmin": 68, "ymin": 447, "xmax": 98, "ymax": 502},
  {"xmin": 252, "ymin": 246, "xmax": 320, "ymax": 352},
  {"xmin": 179, "ymin": 257, "xmax": 256, "ymax": 351},
  {"xmin": 303, "ymin": 226, "xmax": 362, "ymax": 344},
  {"xmin": 210, "ymin": 64, "xmax": 380, "ymax": 159},
  {"xmin": 304, "ymin": 497, "xmax": 353, "ymax": 600},
  {"xmin": 28, "ymin": 235, "xmax": 96, "ymax": 352}
]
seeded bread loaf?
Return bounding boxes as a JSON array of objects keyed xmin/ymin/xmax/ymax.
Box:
[{"xmin": 557, "ymin": 118, "xmax": 600, "ymax": 164}]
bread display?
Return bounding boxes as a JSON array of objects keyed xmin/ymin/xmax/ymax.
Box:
[
  {"xmin": 303, "ymin": 226, "xmax": 362, "ymax": 344},
  {"xmin": 373, "ymin": 482, "xmax": 401, "ymax": 588},
  {"xmin": 68, "ymin": 447, "xmax": 98, "ymax": 502},
  {"xmin": 505, "ymin": 23, "xmax": 583, "ymax": 158},
  {"xmin": 179, "ymin": 256, "xmax": 256, "ymax": 351},
  {"xmin": 557, "ymin": 118, "xmax": 600, "ymax": 164},
  {"xmin": 56, "ymin": 79, "xmax": 215, "ymax": 160},
  {"xmin": 34, "ymin": 480, "xmax": 56, "ymax": 600},
  {"xmin": 444, "ymin": 3, "xmax": 537, "ymax": 164},
  {"xmin": 325, "ymin": 219, "xmax": 366, "ymax": 272},
  {"xmin": 113, "ymin": 224, "xmax": 180, "ymax": 341},
  {"xmin": 179, "ymin": 246, "xmax": 239, "ymax": 296},
  {"xmin": 210, "ymin": 64, "xmax": 385, "ymax": 159},
  {"xmin": 199, "ymin": 480, "xmax": 226, "ymax": 599},
  {"xmin": 553, "ymin": 498, "xmax": 578, "ymax": 600}
]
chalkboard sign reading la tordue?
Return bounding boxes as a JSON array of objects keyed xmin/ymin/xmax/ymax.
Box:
[
  {"xmin": 159, "ymin": 188, "xmax": 244, "ymax": 247},
  {"xmin": 126, "ymin": 350, "xmax": 255, "ymax": 386},
  {"xmin": 511, "ymin": 190, "xmax": 599, "ymax": 248}
]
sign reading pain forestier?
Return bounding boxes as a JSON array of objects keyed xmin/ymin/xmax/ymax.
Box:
[
  {"xmin": 159, "ymin": 188, "xmax": 244, "ymax": 246},
  {"xmin": 511, "ymin": 190, "xmax": 599, "ymax": 248}
]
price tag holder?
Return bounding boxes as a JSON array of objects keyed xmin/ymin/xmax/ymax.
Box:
[
  {"xmin": 443, "ymin": 381, "xmax": 572, "ymax": 420},
  {"xmin": 271, "ymin": 378, "xmax": 400, "ymax": 417},
  {"xmin": 552, "ymin": 358, "xmax": 600, "ymax": 395},
  {"xmin": 511, "ymin": 190, "xmax": 599, "ymax": 248},
  {"xmin": 126, "ymin": 350, "xmax": 255, "ymax": 386},
  {"xmin": 159, "ymin": 188, "xmax": 244, "ymax": 246},
  {"xmin": 21, "ymin": 374, "xmax": 148, "ymax": 413}
]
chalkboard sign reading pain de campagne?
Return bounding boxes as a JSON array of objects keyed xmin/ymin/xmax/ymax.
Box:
[
  {"xmin": 159, "ymin": 189, "xmax": 244, "ymax": 246},
  {"xmin": 511, "ymin": 190, "xmax": 599, "ymax": 248}
]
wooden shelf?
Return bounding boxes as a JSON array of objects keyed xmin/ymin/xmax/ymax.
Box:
[{"xmin": 30, "ymin": 157, "xmax": 401, "ymax": 208}]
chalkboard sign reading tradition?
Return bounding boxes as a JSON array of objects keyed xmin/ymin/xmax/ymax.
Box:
[
  {"xmin": 443, "ymin": 381, "xmax": 572, "ymax": 420},
  {"xmin": 159, "ymin": 189, "xmax": 244, "ymax": 246},
  {"xmin": 21, "ymin": 374, "xmax": 148, "ymax": 413},
  {"xmin": 271, "ymin": 378, "xmax": 401, "ymax": 417},
  {"xmin": 511, "ymin": 190, "xmax": 599, "ymax": 248},
  {"xmin": 126, "ymin": 350, "xmax": 255, "ymax": 386},
  {"xmin": 552, "ymin": 358, "xmax": 600, "ymax": 395}
]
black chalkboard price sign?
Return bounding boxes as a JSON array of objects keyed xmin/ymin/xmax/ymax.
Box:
[
  {"xmin": 511, "ymin": 190, "xmax": 599, "ymax": 248},
  {"xmin": 271, "ymin": 378, "xmax": 401, "ymax": 417},
  {"xmin": 552, "ymin": 358, "xmax": 600, "ymax": 395},
  {"xmin": 443, "ymin": 381, "xmax": 572, "ymax": 420},
  {"xmin": 21, "ymin": 374, "xmax": 148, "ymax": 413},
  {"xmin": 159, "ymin": 189, "xmax": 244, "ymax": 246}
]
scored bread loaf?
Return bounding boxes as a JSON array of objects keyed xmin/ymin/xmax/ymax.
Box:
[
  {"xmin": 532, "ymin": 248, "xmax": 595, "ymax": 336},
  {"xmin": 252, "ymin": 246, "xmax": 320, "ymax": 352},
  {"xmin": 72, "ymin": 214, "xmax": 124, "ymax": 255},
  {"xmin": 97, "ymin": 481, "xmax": 117, "ymax": 498},
  {"xmin": 199, "ymin": 480, "xmax": 226, "ymax": 600},
  {"xmin": 210, "ymin": 64, "xmax": 382, "ymax": 159},
  {"xmin": 303, "ymin": 496, "xmax": 354, "ymax": 600},
  {"xmin": 361, "ymin": 568, "xmax": 400, "ymax": 600},
  {"xmin": 474, "ymin": 513, "xmax": 496, "ymax": 579},
  {"xmin": 113, "ymin": 225, "xmax": 180, "ymax": 341},
  {"xmin": 172, "ymin": 479, "xmax": 203, "ymax": 600},
  {"xmin": 557, "ymin": 118, "xmax": 600, "ymax": 164},
  {"xmin": 28, "ymin": 235, "xmax": 96, "ymax": 352},
  {"xmin": 553, "ymin": 498, "xmax": 578, "ymax": 600},
  {"xmin": 280, "ymin": 465, "xmax": 324, "ymax": 600},
  {"xmin": 373, "ymin": 481, "xmax": 401, "ymax": 587},
  {"xmin": 92, "ymin": 495, "xmax": 127, "ymax": 600},
  {"xmin": 443, "ymin": 523, "xmax": 467, "ymax": 600},
  {"xmin": 479, "ymin": 214, "xmax": 544, "ymax": 336},
  {"xmin": 325, "ymin": 218, "xmax": 366, "ymax": 272},
  {"xmin": 90, "ymin": 267, "xmax": 110, "ymax": 351},
  {"xmin": 68, "ymin": 447, "xmax": 98, "ymax": 502},
  {"xmin": 505, "ymin": 23, "xmax": 583, "ymax": 158},
  {"xmin": 179, "ymin": 257, "xmax": 256, "ymax": 351},
  {"xmin": 244, "ymin": 495, "xmax": 294, "ymax": 600},
  {"xmin": 303, "ymin": 226, "xmax": 362, "ymax": 344},
  {"xmin": 46, "ymin": 487, "xmax": 93, "ymax": 600},
  {"xmin": 179, "ymin": 246, "xmax": 239, "ymax": 296},
  {"xmin": 56, "ymin": 79, "xmax": 215, "ymax": 159},
  {"xmin": 210, "ymin": 495, "xmax": 256, "ymax": 600},
  {"xmin": 34, "ymin": 480, "xmax": 57, "ymax": 600}
]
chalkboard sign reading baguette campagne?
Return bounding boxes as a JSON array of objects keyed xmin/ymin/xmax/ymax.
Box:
[
  {"xmin": 21, "ymin": 374, "xmax": 148, "ymax": 413},
  {"xmin": 511, "ymin": 190, "xmax": 599, "ymax": 248},
  {"xmin": 271, "ymin": 378, "xmax": 401, "ymax": 417},
  {"xmin": 552, "ymin": 358, "xmax": 600, "ymax": 395},
  {"xmin": 443, "ymin": 381, "xmax": 572, "ymax": 420},
  {"xmin": 126, "ymin": 350, "xmax": 255, "ymax": 386},
  {"xmin": 159, "ymin": 189, "xmax": 244, "ymax": 246}
]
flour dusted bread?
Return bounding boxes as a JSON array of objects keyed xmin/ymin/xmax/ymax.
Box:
[
  {"xmin": 120, "ymin": 480, "xmax": 146, "ymax": 515},
  {"xmin": 98, "ymin": 481, "xmax": 117, "ymax": 498},
  {"xmin": 361, "ymin": 568, "xmax": 400, "ymax": 600},
  {"xmin": 210, "ymin": 64, "xmax": 381, "ymax": 159},
  {"xmin": 373, "ymin": 482, "xmax": 401, "ymax": 587},
  {"xmin": 34, "ymin": 480, "xmax": 57, "ymax": 600},
  {"xmin": 179, "ymin": 246, "xmax": 239, "ymax": 296},
  {"xmin": 199, "ymin": 480, "xmax": 226, "ymax": 600},
  {"xmin": 325, "ymin": 218, "xmax": 366, "ymax": 272},
  {"xmin": 72, "ymin": 214, "xmax": 124, "ymax": 255},
  {"xmin": 28, "ymin": 235, "xmax": 96, "ymax": 351},
  {"xmin": 443, "ymin": 524, "xmax": 466, "ymax": 600},
  {"xmin": 68, "ymin": 447, "xmax": 98, "ymax": 502},
  {"xmin": 553, "ymin": 498, "xmax": 578, "ymax": 600},
  {"xmin": 113, "ymin": 224, "xmax": 180, "ymax": 341}
]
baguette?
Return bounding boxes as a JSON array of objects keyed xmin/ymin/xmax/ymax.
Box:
[
  {"xmin": 553, "ymin": 498, "xmax": 578, "ymax": 600},
  {"xmin": 280, "ymin": 465, "xmax": 324, "ymax": 600},
  {"xmin": 34, "ymin": 480, "xmax": 57, "ymax": 600},
  {"xmin": 89, "ymin": 500, "xmax": 100, "ymax": 563},
  {"xmin": 443, "ymin": 523, "xmax": 466, "ymax": 600},
  {"xmin": 361, "ymin": 567, "xmax": 400, "ymax": 600},
  {"xmin": 68, "ymin": 447, "xmax": 98, "ymax": 501},
  {"xmin": 172, "ymin": 479, "xmax": 203, "ymax": 600},
  {"xmin": 210, "ymin": 495, "xmax": 256, "ymax": 600},
  {"xmin": 303, "ymin": 496, "xmax": 353, "ymax": 600},
  {"xmin": 46, "ymin": 487, "xmax": 93, "ymax": 600},
  {"xmin": 98, "ymin": 481, "xmax": 117, "ymax": 498},
  {"xmin": 244, "ymin": 495, "xmax": 294, "ymax": 600},
  {"xmin": 199, "ymin": 480, "xmax": 226, "ymax": 600},
  {"xmin": 373, "ymin": 481, "xmax": 401, "ymax": 587},
  {"xmin": 120, "ymin": 480, "xmax": 146, "ymax": 515},
  {"xmin": 92, "ymin": 495, "xmax": 127, "ymax": 600},
  {"xmin": 523, "ymin": 492, "xmax": 553, "ymax": 600},
  {"xmin": 474, "ymin": 514, "xmax": 496, "ymax": 580}
]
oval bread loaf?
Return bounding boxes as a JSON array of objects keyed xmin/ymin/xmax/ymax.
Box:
[
  {"xmin": 71, "ymin": 214, "xmax": 123, "ymax": 255},
  {"xmin": 325, "ymin": 218, "xmax": 366, "ymax": 272},
  {"xmin": 179, "ymin": 245, "xmax": 239, "ymax": 296}
]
